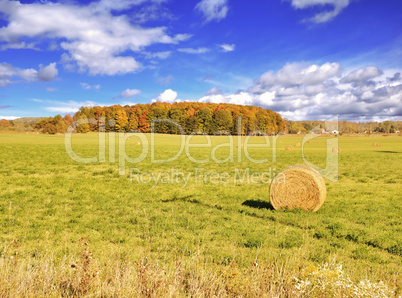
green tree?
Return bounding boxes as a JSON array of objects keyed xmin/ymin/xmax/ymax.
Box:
[
  {"xmin": 195, "ymin": 107, "xmax": 213, "ymax": 134},
  {"xmin": 213, "ymin": 109, "xmax": 232, "ymax": 133}
]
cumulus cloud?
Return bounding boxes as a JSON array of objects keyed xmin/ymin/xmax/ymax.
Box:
[
  {"xmin": 219, "ymin": 44, "xmax": 235, "ymax": 52},
  {"xmin": 199, "ymin": 91, "xmax": 254, "ymax": 105},
  {"xmin": 119, "ymin": 88, "xmax": 141, "ymax": 99},
  {"xmin": 195, "ymin": 0, "xmax": 229, "ymax": 22},
  {"xmin": 289, "ymin": 0, "xmax": 350, "ymax": 23},
  {"xmin": 178, "ymin": 47, "xmax": 209, "ymax": 54},
  {"xmin": 152, "ymin": 89, "xmax": 178, "ymax": 103},
  {"xmin": 199, "ymin": 62, "xmax": 401, "ymax": 121},
  {"xmin": 340, "ymin": 66, "xmax": 382, "ymax": 83},
  {"xmin": 0, "ymin": 0, "xmax": 190, "ymax": 76},
  {"xmin": 0, "ymin": 62, "xmax": 58, "ymax": 87},
  {"xmin": 249, "ymin": 62, "xmax": 341, "ymax": 93},
  {"xmin": 37, "ymin": 63, "xmax": 58, "ymax": 82}
]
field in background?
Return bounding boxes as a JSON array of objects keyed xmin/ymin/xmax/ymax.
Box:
[{"xmin": 0, "ymin": 133, "xmax": 401, "ymax": 296}]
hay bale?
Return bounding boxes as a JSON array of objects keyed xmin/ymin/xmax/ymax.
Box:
[
  {"xmin": 306, "ymin": 141, "xmax": 310, "ymax": 144},
  {"xmin": 295, "ymin": 143, "xmax": 300, "ymax": 147},
  {"xmin": 316, "ymin": 140, "xmax": 320, "ymax": 144},
  {"xmin": 373, "ymin": 143, "xmax": 382, "ymax": 147},
  {"xmin": 269, "ymin": 165, "xmax": 326, "ymax": 212},
  {"xmin": 328, "ymin": 142, "xmax": 332, "ymax": 145},
  {"xmin": 332, "ymin": 147, "xmax": 341, "ymax": 153},
  {"xmin": 285, "ymin": 145, "xmax": 293, "ymax": 151}
]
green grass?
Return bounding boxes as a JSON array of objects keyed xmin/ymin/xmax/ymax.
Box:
[{"xmin": 0, "ymin": 133, "xmax": 401, "ymax": 296}]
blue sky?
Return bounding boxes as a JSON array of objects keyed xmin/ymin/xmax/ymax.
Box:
[{"xmin": 0, "ymin": 0, "xmax": 401, "ymax": 121}]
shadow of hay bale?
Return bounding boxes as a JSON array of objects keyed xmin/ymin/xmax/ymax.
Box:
[{"xmin": 242, "ymin": 200, "xmax": 274, "ymax": 210}]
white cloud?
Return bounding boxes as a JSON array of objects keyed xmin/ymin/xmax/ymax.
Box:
[
  {"xmin": 0, "ymin": 62, "xmax": 58, "ymax": 87},
  {"xmin": 37, "ymin": 63, "xmax": 58, "ymax": 82},
  {"xmin": 197, "ymin": 62, "xmax": 402, "ymax": 121},
  {"xmin": 80, "ymin": 83, "xmax": 101, "ymax": 90},
  {"xmin": 0, "ymin": 0, "xmax": 190, "ymax": 76},
  {"xmin": 340, "ymin": 66, "xmax": 382, "ymax": 83},
  {"xmin": 152, "ymin": 89, "xmax": 178, "ymax": 103},
  {"xmin": 143, "ymin": 51, "xmax": 171, "ymax": 60},
  {"xmin": 157, "ymin": 75, "xmax": 174, "ymax": 86},
  {"xmin": 205, "ymin": 87, "xmax": 222, "ymax": 96},
  {"xmin": 219, "ymin": 44, "xmax": 235, "ymax": 52},
  {"xmin": 249, "ymin": 62, "xmax": 341, "ymax": 93},
  {"xmin": 195, "ymin": 0, "xmax": 229, "ymax": 22},
  {"xmin": 0, "ymin": 116, "xmax": 19, "ymax": 120},
  {"xmin": 119, "ymin": 88, "xmax": 141, "ymax": 99},
  {"xmin": 131, "ymin": 2, "xmax": 174, "ymax": 24},
  {"xmin": 43, "ymin": 100, "xmax": 97, "ymax": 114},
  {"xmin": 198, "ymin": 91, "xmax": 254, "ymax": 105},
  {"xmin": 178, "ymin": 47, "xmax": 209, "ymax": 54},
  {"xmin": 289, "ymin": 0, "xmax": 350, "ymax": 23},
  {"xmin": 45, "ymin": 107, "xmax": 81, "ymax": 114}
]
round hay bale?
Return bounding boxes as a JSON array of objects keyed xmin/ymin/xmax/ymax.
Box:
[
  {"xmin": 306, "ymin": 141, "xmax": 310, "ymax": 144},
  {"xmin": 135, "ymin": 141, "xmax": 141, "ymax": 145},
  {"xmin": 269, "ymin": 165, "xmax": 326, "ymax": 212},
  {"xmin": 285, "ymin": 145, "xmax": 293, "ymax": 151},
  {"xmin": 332, "ymin": 147, "xmax": 341, "ymax": 153},
  {"xmin": 295, "ymin": 142, "xmax": 300, "ymax": 147},
  {"xmin": 316, "ymin": 140, "xmax": 320, "ymax": 144}
]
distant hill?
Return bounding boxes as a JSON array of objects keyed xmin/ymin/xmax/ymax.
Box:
[{"xmin": 13, "ymin": 117, "xmax": 44, "ymax": 126}]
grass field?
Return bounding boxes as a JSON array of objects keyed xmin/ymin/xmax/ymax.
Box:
[{"xmin": 0, "ymin": 133, "xmax": 401, "ymax": 296}]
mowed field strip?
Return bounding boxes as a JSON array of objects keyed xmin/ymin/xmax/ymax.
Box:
[{"xmin": 0, "ymin": 133, "xmax": 401, "ymax": 296}]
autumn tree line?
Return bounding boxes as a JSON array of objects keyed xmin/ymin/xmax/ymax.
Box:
[
  {"xmin": 30, "ymin": 102, "xmax": 286, "ymax": 135},
  {"xmin": 284, "ymin": 119, "xmax": 401, "ymax": 134},
  {"xmin": 0, "ymin": 102, "xmax": 399, "ymax": 135}
]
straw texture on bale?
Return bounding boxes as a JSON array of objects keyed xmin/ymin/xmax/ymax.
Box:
[
  {"xmin": 332, "ymin": 147, "xmax": 341, "ymax": 153},
  {"xmin": 285, "ymin": 145, "xmax": 293, "ymax": 151},
  {"xmin": 269, "ymin": 165, "xmax": 326, "ymax": 212}
]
